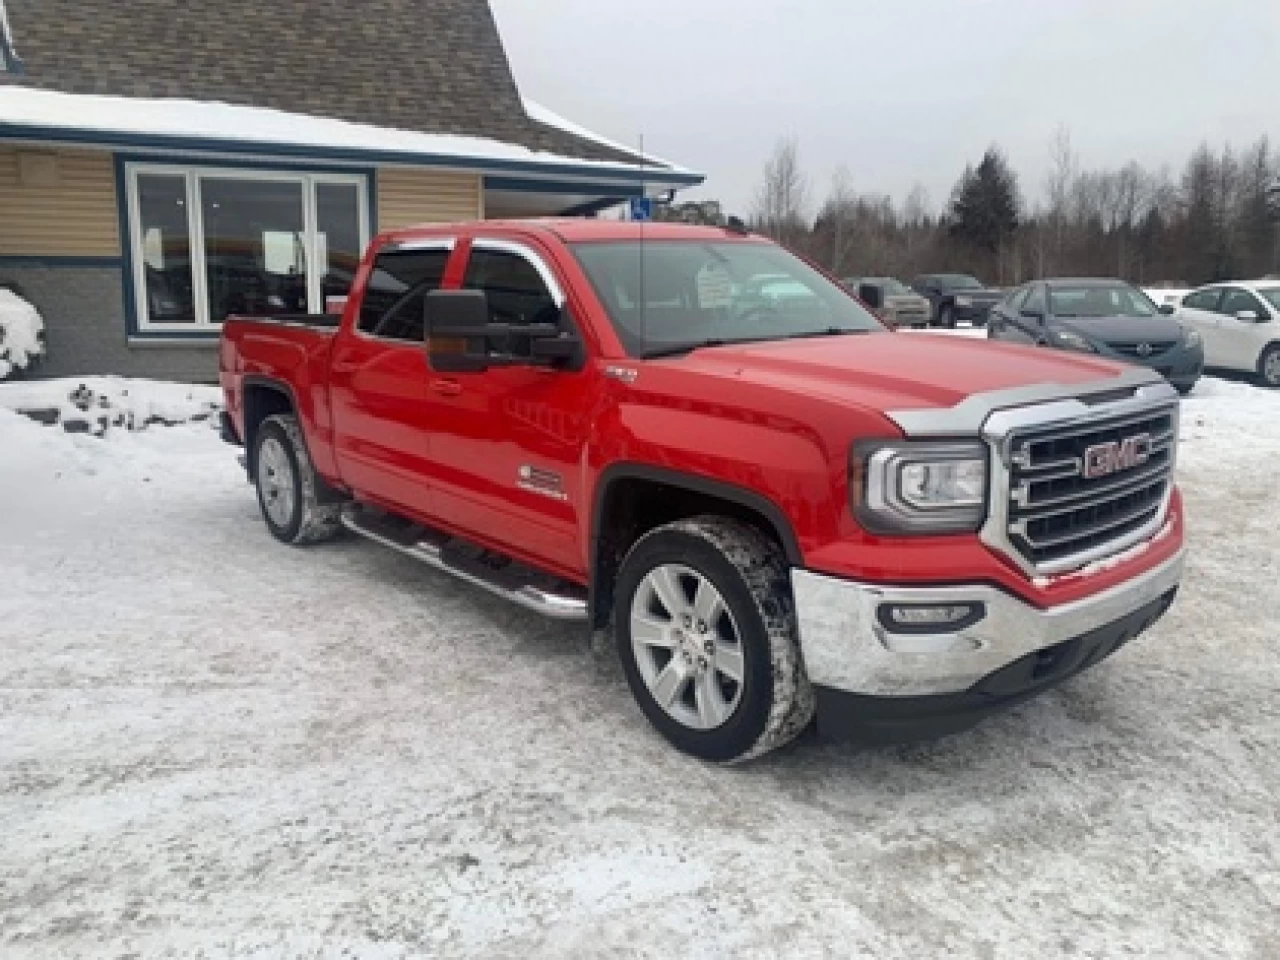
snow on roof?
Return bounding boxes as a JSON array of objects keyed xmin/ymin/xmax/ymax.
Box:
[
  {"xmin": 0, "ymin": 85, "xmax": 701, "ymax": 184},
  {"xmin": 521, "ymin": 96, "xmax": 681, "ymax": 172}
]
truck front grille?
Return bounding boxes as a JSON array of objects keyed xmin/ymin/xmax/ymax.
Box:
[{"xmin": 1003, "ymin": 406, "xmax": 1177, "ymax": 569}]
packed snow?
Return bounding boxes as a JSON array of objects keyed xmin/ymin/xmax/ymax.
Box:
[
  {"xmin": 0, "ymin": 376, "xmax": 221, "ymax": 434},
  {"xmin": 0, "ymin": 288, "xmax": 44, "ymax": 379},
  {"xmin": 0, "ymin": 86, "xmax": 697, "ymax": 181},
  {"xmin": 1, "ymin": 374, "xmax": 1278, "ymax": 957}
]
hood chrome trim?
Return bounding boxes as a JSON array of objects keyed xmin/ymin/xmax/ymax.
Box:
[{"xmin": 885, "ymin": 367, "xmax": 1172, "ymax": 438}]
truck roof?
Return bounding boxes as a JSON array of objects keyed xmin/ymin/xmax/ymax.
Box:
[{"xmin": 381, "ymin": 218, "xmax": 765, "ymax": 246}]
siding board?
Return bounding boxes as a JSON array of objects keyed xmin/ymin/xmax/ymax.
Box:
[
  {"xmin": 0, "ymin": 146, "xmax": 121, "ymax": 256},
  {"xmin": 377, "ymin": 167, "xmax": 481, "ymax": 229}
]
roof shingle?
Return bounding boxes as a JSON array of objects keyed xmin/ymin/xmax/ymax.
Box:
[{"xmin": 4, "ymin": 0, "xmax": 661, "ymax": 167}]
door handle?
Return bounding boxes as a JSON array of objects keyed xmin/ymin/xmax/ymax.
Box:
[{"xmin": 430, "ymin": 378, "xmax": 463, "ymax": 397}]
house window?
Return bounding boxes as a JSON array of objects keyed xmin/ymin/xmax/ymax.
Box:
[{"xmin": 125, "ymin": 164, "xmax": 369, "ymax": 333}]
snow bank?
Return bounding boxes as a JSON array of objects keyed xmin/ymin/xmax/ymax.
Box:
[
  {"xmin": 0, "ymin": 376, "xmax": 221, "ymax": 436},
  {"xmin": 0, "ymin": 288, "xmax": 45, "ymax": 379}
]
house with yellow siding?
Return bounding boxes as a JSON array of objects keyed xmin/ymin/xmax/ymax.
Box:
[{"xmin": 0, "ymin": 0, "xmax": 700, "ymax": 380}]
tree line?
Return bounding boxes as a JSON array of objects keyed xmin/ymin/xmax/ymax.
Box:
[{"xmin": 661, "ymin": 130, "xmax": 1280, "ymax": 288}]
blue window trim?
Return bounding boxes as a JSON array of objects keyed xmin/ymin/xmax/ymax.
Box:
[
  {"xmin": 115, "ymin": 153, "xmax": 378, "ymax": 340},
  {"xmin": 0, "ymin": 123, "xmax": 703, "ymax": 188}
]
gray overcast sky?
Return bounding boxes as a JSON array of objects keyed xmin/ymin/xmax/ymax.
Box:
[{"xmin": 490, "ymin": 0, "xmax": 1280, "ymax": 217}]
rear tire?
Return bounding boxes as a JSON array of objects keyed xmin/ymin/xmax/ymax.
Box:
[
  {"xmin": 613, "ymin": 516, "xmax": 814, "ymax": 763},
  {"xmin": 254, "ymin": 414, "xmax": 342, "ymax": 545},
  {"xmin": 1259, "ymin": 344, "xmax": 1280, "ymax": 388},
  {"xmin": 939, "ymin": 304, "xmax": 956, "ymax": 329}
]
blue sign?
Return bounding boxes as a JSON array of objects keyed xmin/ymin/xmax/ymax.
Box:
[{"xmin": 628, "ymin": 197, "xmax": 654, "ymax": 222}]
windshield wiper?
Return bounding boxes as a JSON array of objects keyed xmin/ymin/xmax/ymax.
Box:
[
  {"xmin": 641, "ymin": 329, "xmax": 870, "ymax": 359},
  {"xmin": 642, "ymin": 338, "xmax": 734, "ymax": 359}
]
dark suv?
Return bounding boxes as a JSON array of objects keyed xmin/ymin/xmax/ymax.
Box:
[
  {"xmin": 911, "ymin": 274, "xmax": 1005, "ymax": 327},
  {"xmin": 987, "ymin": 278, "xmax": 1204, "ymax": 394}
]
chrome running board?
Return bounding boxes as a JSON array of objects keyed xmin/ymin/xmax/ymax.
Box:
[{"xmin": 341, "ymin": 505, "xmax": 588, "ymax": 622}]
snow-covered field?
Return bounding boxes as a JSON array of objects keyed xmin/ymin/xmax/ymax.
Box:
[{"xmin": 1, "ymin": 373, "xmax": 1278, "ymax": 958}]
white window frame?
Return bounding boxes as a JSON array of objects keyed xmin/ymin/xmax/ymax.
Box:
[{"xmin": 125, "ymin": 162, "xmax": 369, "ymax": 333}]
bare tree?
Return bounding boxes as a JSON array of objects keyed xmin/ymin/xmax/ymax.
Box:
[
  {"xmin": 1045, "ymin": 125, "xmax": 1077, "ymax": 270},
  {"xmin": 752, "ymin": 138, "xmax": 809, "ymax": 247}
]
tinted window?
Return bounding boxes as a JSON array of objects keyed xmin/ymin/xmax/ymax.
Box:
[
  {"xmin": 936, "ymin": 274, "xmax": 983, "ymax": 290},
  {"xmin": 463, "ymin": 248, "xmax": 561, "ymax": 327},
  {"xmin": 1183, "ymin": 288, "xmax": 1223, "ymax": 312},
  {"xmin": 1023, "ymin": 285, "xmax": 1047, "ymax": 314},
  {"xmin": 1220, "ymin": 287, "xmax": 1265, "ymax": 317},
  {"xmin": 359, "ymin": 248, "xmax": 451, "ymax": 340},
  {"xmin": 1258, "ymin": 288, "xmax": 1280, "ymax": 312}
]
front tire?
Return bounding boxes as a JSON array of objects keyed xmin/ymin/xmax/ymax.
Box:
[
  {"xmin": 1259, "ymin": 344, "xmax": 1280, "ymax": 388},
  {"xmin": 254, "ymin": 414, "xmax": 341, "ymax": 545},
  {"xmin": 613, "ymin": 516, "xmax": 814, "ymax": 763}
]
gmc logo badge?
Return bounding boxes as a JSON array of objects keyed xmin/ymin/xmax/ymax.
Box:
[{"xmin": 1082, "ymin": 434, "xmax": 1152, "ymax": 479}]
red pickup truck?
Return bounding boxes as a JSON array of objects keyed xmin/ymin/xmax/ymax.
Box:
[{"xmin": 219, "ymin": 219, "xmax": 1185, "ymax": 763}]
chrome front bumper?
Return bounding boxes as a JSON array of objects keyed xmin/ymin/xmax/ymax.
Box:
[{"xmin": 792, "ymin": 550, "xmax": 1185, "ymax": 697}]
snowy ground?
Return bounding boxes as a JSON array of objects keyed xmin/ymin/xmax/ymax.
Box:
[{"xmin": 1, "ymin": 373, "xmax": 1278, "ymax": 958}]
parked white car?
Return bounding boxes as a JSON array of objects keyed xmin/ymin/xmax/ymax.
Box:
[{"xmin": 1175, "ymin": 281, "xmax": 1280, "ymax": 387}]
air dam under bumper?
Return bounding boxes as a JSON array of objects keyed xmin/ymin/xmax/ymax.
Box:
[{"xmin": 791, "ymin": 550, "xmax": 1184, "ymax": 742}]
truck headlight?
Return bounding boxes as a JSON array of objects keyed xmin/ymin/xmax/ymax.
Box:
[
  {"xmin": 853, "ymin": 441, "xmax": 988, "ymax": 534},
  {"xmin": 954, "ymin": 295, "xmax": 973, "ymax": 307},
  {"xmin": 1183, "ymin": 327, "xmax": 1202, "ymax": 348},
  {"xmin": 1054, "ymin": 329, "xmax": 1095, "ymax": 352}
]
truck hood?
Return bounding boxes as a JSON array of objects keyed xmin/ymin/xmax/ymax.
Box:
[
  {"xmin": 1054, "ymin": 315, "xmax": 1184, "ymax": 344},
  {"xmin": 665, "ymin": 331, "xmax": 1127, "ymax": 415}
]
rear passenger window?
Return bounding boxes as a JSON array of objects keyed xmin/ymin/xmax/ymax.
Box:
[{"xmin": 358, "ymin": 248, "xmax": 451, "ymax": 341}]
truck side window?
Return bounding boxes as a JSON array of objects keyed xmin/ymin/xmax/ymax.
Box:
[
  {"xmin": 463, "ymin": 249, "xmax": 560, "ymax": 328},
  {"xmin": 358, "ymin": 248, "xmax": 450, "ymax": 341}
]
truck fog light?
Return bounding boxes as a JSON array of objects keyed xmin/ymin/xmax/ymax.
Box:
[{"xmin": 877, "ymin": 602, "xmax": 985, "ymax": 634}]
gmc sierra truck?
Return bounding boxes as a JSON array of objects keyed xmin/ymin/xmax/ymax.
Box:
[{"xmin": 219, "ymin": 219, "xmax": 1185, "ymax": 764}]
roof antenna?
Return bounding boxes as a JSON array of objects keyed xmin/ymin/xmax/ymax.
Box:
[{"xmin": 639, "ymin": 131, "xmax": 647, "ymax": 359}]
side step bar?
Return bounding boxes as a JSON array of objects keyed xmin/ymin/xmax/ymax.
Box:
[{"xmin": 341, "ymin": 505, "xmax": 589, "ymax": 622}]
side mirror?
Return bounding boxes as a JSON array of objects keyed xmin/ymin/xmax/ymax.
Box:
[
  {"xmin": 424, "ymin": 289, "xmax": 584, "ymax": 372},
  {"xmin": 1158, "ymin": 304, "xmax": 1176, "ymax": 315},
  {"xmin": 858, "ymin": 284, "xmax": 883, "ymax": 309},
  {"xmin": 1236, "ymin": 309, "xmax": 1261, "ymax": 322},
  {"xmin": 425, "ymin": 289, "xmax": 491, "ymax": 372}
]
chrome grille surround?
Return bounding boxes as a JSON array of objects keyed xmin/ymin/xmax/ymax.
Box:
[{"xmin": 979, "ymin": 385, "xmax": 1180, "ymax": 576}]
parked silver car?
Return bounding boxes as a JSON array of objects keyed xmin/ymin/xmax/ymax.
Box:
[{"xmin": 843, "ymin": 277, "xmax": 930, "ymax": 328}]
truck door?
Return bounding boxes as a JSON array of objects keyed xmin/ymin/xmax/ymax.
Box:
[
  {"xmin": 328, "ymin": 239, "xmax": 457, "ymax": 518},
  {"xmin": 422, "ymin": 238, "xmax": 593, "ymax": 581}
]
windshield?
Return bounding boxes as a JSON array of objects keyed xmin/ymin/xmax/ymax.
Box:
[
  {"xmin": 878, "ymin": 278, "xmax": 912, "ymax": 296},
  {"xmin": 937, "ymin": 274, "xmax": 983, "ymax": 290},
  {"xmin": 1050, "ymin": 284, "xmax": 1158, "ymax": 318},
  {"xmin": 1258, "ymin": 288, "xmax": 1280, "ymax": 311},
  {"xmin": 571, "ymin": 241, "xmax": 882, "ymax": 357}
]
